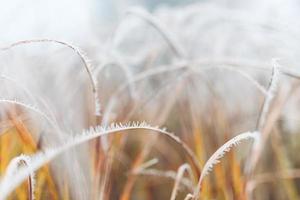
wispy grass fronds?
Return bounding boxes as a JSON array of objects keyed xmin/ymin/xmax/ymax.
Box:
[
  {"xmin": 0, "ymin": 122, "xmax": 199, "ymax": 200},
  {"xmin": 190, "ymin": 131, "xmax": 258, "ymax": 200},
  {"xmin": 1, "ymin": 155, "xmax": 35, "ymax": 200},
  {"xmin": 2, "ymin": 1, "xmax": 300, "ymax": 198},
  {"xmin": 126, "ymin": 7, "xmax": 186, "ymax": 59},
  {"xmin": 0, "ymin": 39, "xmax": 101, "ymax": 116}
]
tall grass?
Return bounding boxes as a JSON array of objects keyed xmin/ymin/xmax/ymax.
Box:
[{"xmin": 1, "ymin": 1, "xmax": 300, "ymax": 199}]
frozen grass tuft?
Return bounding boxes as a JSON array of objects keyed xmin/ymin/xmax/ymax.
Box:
[{"xmin": 2, "ymin": 1, "xmax": 300, "ymax": 199}]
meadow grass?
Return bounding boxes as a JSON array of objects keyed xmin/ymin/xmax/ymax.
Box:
[{"xmin": 1, "ymin": 1, "xmax": 300, "ymax": 200}]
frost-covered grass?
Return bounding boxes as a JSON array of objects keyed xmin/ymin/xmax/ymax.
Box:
[{"xmin": 1, "ymin": 1, "xmax": 300, "ymax": 199}]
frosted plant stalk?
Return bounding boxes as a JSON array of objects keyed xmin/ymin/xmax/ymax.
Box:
[
  {"xmin": 1, "ymin": 39, "xmax": 101, "ymax": 116},
  {"xmin": 190, "ymin": 131, "xmax": 258, "ymax": 200},
  {"xmin": 0, "ymin": 122, "xmax": 199, "ymax": 200}
]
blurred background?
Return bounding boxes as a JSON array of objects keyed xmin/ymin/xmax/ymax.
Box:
[{"xmin": 1, "ymin": 0, "xmax": 300, "ymax": 199}]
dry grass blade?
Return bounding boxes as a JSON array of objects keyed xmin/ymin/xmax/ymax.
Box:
[
  {"xmin": 2, "ymin": 2, "xmax": 300, "ymax": 199},
  {"xmin": 190, "ymin": 131, "xmax": 258, "ymax": 200},
  {"xmin": 256, "ymin": 59, "xmax": 280, "ymax": 130},
  {"xmin": 244, "ymin": 60, "xmax": 281, "ymax": 177},
  {"xmin": 126, "ymin": 7, "xmax": 186, "ymax": 59},
  {"xmin": 96, "ymin": 59, "xmax": 136, "ymax": 100},
  {"xmin": 191, "ymin": 65, "xmax": 267, "ymax": 95},
  {"xmin": 170, "ymin": 163, "xmax": 195, "ymax": 200},
  {"xmin": 0, "ymin": 99, "xmax": 59, "ymax": 132},
  {"xmin": 133, "ymin": 168, "xmax": 193, "ymax": 190},
  {"xmin": 0, "ymin": 39, "xmax": 101, "ymax": 116},
  {"xmin": 247, "ymin": 169, "xmax": 300, "ymax": 198},
  {"xmin": 184, "ymin": 194, "xmax": 194, "ymax": 200},
  {"xmin": 0, "ymin": 75, "xmax": 38, "ymax": 104},
  {"xmin": 1, "ymin": 155, "xmax": 35, "ymax": 200},
  {"xmin": 0, "ymin": 122, "xmax": 198, "ymax": 200},
  {"xmin": 134, "ymin": 158, "xmax": 159, "ymax": 171}
]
